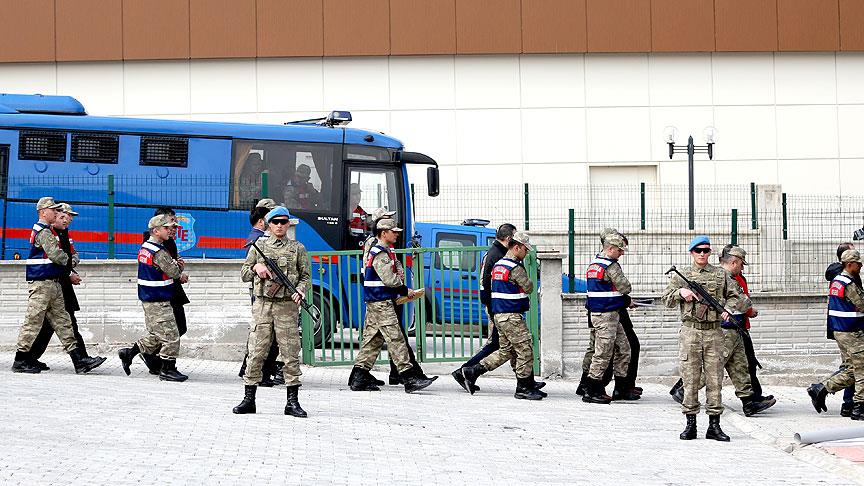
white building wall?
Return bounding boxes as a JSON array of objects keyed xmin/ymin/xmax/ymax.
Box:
[{"xmin": 0, "ymin": 52, "xmax": 862, "ymax": 193}]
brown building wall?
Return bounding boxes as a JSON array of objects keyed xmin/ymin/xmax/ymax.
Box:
[{"xmin": 1, "ymin": 0, "xmax": 862, "ymax": 63}]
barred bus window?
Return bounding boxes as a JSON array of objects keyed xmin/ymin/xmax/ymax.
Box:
[
  {"xmin": 71, "ymin": 133, "xmax": 119, "ymax": 164},
  {"xmin": 140, "ymin": 136, "xmax": 188, "ymax": 167},
  {"xmin": 19, "ymin": 130, "xmax": 67, "ymax": 161}
]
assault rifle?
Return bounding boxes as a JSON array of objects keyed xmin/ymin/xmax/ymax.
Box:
[
  {"xmin": 664, "ymin": 265, "xmax": 748, "ymax": 330},
  {"xmin": 250, "ymin": 239, "xmax": 321, "ymax": 326}
]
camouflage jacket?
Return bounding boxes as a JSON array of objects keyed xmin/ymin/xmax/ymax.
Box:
[
  {"xmin": 241, "ymin": 235, "xmax": 310, "ymax": 299},
  {"xmin": 661, "ymin": 263, "xmax": 750, "ymax": 324}
]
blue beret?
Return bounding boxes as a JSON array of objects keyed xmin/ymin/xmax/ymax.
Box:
[
  {"xmin": 265, "ymin": 206, "xmax": 292, "ymax": 223},
  {"xmin": 688, "ymin": 235, "xmax": 710, "ymax": 251}
]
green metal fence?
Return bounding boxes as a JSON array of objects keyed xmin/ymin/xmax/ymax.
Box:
[{"xmin": 300, "ymin": 246, "xmax": 540, "ymax": 374}]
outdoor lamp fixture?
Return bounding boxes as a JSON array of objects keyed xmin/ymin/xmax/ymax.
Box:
[{"xmin": 664, "ymin": 125, "xmax": 717, "ymax": 230}]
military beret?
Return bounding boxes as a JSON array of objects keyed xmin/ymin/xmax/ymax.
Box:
[
  {"xmin": 688, "ymin": 235, "xmax": 711, "ymax": 251},
  {"xmin": 265, "ymin": 206, "xmax": 294, "ymax": 223}
]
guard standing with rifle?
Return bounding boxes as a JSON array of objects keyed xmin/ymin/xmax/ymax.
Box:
[
  {"xmin": 662, "ymin": 235, "xmax": 749, "ymax": 442},
  {"xmin": 233, "ymin": 206, "xmax": 313, "ymax": 417}
]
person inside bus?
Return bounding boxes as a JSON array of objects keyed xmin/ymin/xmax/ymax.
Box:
[
  {"xmin": 347, "ymin": 183, "xmax": 368, "ymax": 248},
  {"xmin": 283, "ymin": 164, "xmax": 321, "ymax": 210},
  {"xmin": 238, "ymin": 152, "xmax": 267, "ymax": 209}
]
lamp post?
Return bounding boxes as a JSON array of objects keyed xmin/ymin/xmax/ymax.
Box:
[{"xmin": 664, "ymin": 126, "xmax": 717, "ymax": 230}]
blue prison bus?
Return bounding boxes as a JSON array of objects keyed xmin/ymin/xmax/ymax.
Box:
[{"xmin": 0, "ymin": 93, "xmax": 440, "ymax": 345}]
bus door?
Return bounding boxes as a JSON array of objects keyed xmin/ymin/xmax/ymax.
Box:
[{"xmin": 0, "ymin": 145, "xmax": 8, "ymax": 258}]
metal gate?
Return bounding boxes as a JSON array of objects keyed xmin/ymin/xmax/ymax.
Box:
[{"xmin": 300, "ymin": 246, "xmax": 540, "ymax": 374}]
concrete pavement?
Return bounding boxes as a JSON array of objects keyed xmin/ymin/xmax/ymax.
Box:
[{"xmin": 0, "ymin": 352, "xmax": 860, "ymax": 485}]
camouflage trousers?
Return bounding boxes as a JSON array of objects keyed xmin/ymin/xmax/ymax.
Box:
[
  {"xmin": 137, "ymin": 301, "xmax": 180, "ymax": 359},
  {"xmin": 679, "ymin": 324, "xmax": 724, "ymax": 415},
  {"xmin": 694, "ymin": 328, "xmax": 753, "ymax": 399},
  {"xmin": 17, "ymin": 280, "xmax": 78, "ymax": 353},
  {"xmin": 243, "ymin": 298, "xmax": 302, "ymax": 387},
  {"xmin": 354, "ymin": 300, "xmax": 413, "ymax": 373},
  {"xmin": 587, "ymin": 311, "xmax": 630, "ymax": 380},
  {"xmin": 480, "ymin": 313, "xmax": 534, "ymax": 378},
  {"xmin": 823, "ymin": 330, "xmax": 864, "ymax": 402}
]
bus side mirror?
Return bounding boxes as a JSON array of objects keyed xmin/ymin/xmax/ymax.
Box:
[{"xmin": 427, "ymin": 166, "xmax": 440, "ymax": 197}]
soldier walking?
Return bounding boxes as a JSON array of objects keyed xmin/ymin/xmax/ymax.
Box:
[
  {"xmin": 118, "ymin": 215, "xmax": 188, "ymax": 382},
  {"xmin": 459, "ymin": 232, "xmax": 545, "ymax": 400},
  {"xmin": 348, "ymin": 217, "xmax": 436, "ymax": 393},
  {"xmin": 662, "ymin": 235, "xmax": 749, "ymax": 441},
  {"xmin": 808, "ymin": 249, "xmax": 864, "ymax": 420},
  {"xmin": 582, "ymin": 231, "xmax": 638, "ymax": 404},
  {"xmin": 669, "ymin": 245, "xmax": 776, "ymax": 416},
  {"xmin": 29, "ymin": 203, "xmax": 106, "ymax": 369},
  {"xmin": 233, "ymin": 206, "xmax": 310, "ymax": 417},
  {"xmin": 12, "ymin": 197, "xmax": 105, "ymax": 374}
]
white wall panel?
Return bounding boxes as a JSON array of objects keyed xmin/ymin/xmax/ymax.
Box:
[
  {"xmin": 522, "ymin": 162, "xmax": 588, "ymax": 184},
  {"xmin": 389, "ymin": 56, "xmax": 454, "ymax": 110},
  {"xmin": 123, "ymin": 61, "xmax": 190, "ymax": 115},
  {"xmin": 256, "ymin": 58, "xmax": 324, "ymax": 113},
  {"xmin": 521, "ymin": 108, "xmax": 586, "ymax": 163},
  {"xmin": 585, "ymin": 54, "xmax": 649, "ymax": 107},
  {"xmin": 648, "ymin": 54, "xmax": 712, "ymax": 106},
  {"xmin": 713, "ymin": 106, "xmax": 777, "ymax": 160},
  {"xmin": 713, "ymin": 160, "xmax": 778, "ymax": 185},
  {"xmin": 774, "ymin": 53, "xmax": 836, "ymax": 105},
  {"xmin": 57, "ymin": 62, "xmax": 124, "ymax": 115},
  {"xmin": 840, "ymin": 159, "xmax": 864, "ymax": 195},
  {"xmin": 648, "ymin": 106, "xmax": 714, "ymax": 161},
  {"xmin": 456, "ymin": 163, "xmax": 521, "ymax": 184},
  {"xmin": 322, "ymin": 57, "xmax": 390, "ymax": 111},
  {"xmin": 390, "ymin": 110, "xmax": 457, "ymax": 165},
  {"xmin": 776, "ymin": 105, "xmax": 838, "ymax": 159},
  {"xmin": 778, "ymin": 159, "xmax": 840, "ymax": 194},
  {"xmin": 256, "ymin": 111, "xmax": 324, "ymax": 125},
  {"xmin": 0, "ymin": 63, "xmax": 56, "ymax": 95},
  {"xmin": 519, "ymin": 54, "xmax": 584, "ymax": 108},
  {"xmin": 837, "ymin": 53, "xmax": 864, "ymax": 104},
  {"xmin": 348, "ymin": 110, "xmax": 391, "ymax": 134},
  {"xmin": 190, "ymin": 59, "xmax": 256, "ymax": 114},
  {"xmin": 838, "ymin": 105, "xmax": 864, "ymax": 158},
  {"xmin": 585, "ymin": 107, "xmax": 650, "ymax": 162},
  {"xmin": 712, "ymin": 53, "xmax": 774, "ymax": 106},
  {"xmin": 454, "ymin": 56, "xmax": 520, "ymax": 109},
  {"xmin": 455, "ymin": 109, "xmax": 521, "ymax": 165}
]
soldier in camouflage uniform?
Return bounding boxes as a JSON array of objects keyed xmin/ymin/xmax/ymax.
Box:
[
  {"xmin": 349, "ymin": 218, "xmax": 436, "ymax": 394},
  {"xmin": 670, "ymin": 246, "xmax": 776, "ymax": 417},
  {"xmin": 582, "ymin": 232, "xmax": 637, "ymax": 404},
  {"xmin": 233, "ymin": 206, "xmax": 310, "ymax": 417},
  {"xmin": 662, "ymin": 235, "xmax": 749, "ymax": 442},
  {"xmin": 12, "ymin": 197, "xmax": 105, "ymax": 374},
  {"xmin": 808, "ymin": 249, "xmax": 864, "ymax": 420},
  {"xmin": 460, "ymin": 233, "xmax": 545, "ymax": 400},
  {"xmin": 118, "ymin": 214, "xmax": 188, "ymax": 382}
]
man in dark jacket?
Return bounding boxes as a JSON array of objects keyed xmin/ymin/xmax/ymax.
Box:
[{"xmin": 825, "ymin": 242, "xmax": 857, "ymax": 416}]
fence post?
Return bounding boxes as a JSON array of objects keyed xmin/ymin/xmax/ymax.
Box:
[
  {"xmin": 537, "ymin": 252, "xmax": 564, "ymax": 378},
  {"xmin": 412, "ymin": 250, "xmax": 424, "ymax": 360},
  {"xmin": 731, "ymin": 208, "xmax": 738, "ymax": 245},
  {"xmin": 107, "ymin": 174, "xmax": 115, "ymax": 259},
  {"xmin": 260, "ymin": 171, "xmax": 268, "ymax": 198},
  {"xmin": 782, "ymin": 192, "xmax": 788, "ymax": 240},
  {"xmin": 750, "ymin": 182, "xmax": 758, "ymax": 229},
  {"xmin": 523, "ymin": 183, "xmax": 530, "ymax": 231},
  {"xmin": 640, "ymin": 182, "xmax": 646, "ymax": 230},
  {"xmin": 568, "ymin": 209, "xmax": 575, "ymax": 293}
]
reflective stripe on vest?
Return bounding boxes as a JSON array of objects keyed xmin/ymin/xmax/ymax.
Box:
[
  {"xmin": 490, "ymin": 258, "xmax": 529, "ymax": 314},
  {"xmin": 828, "ymin": 275, "xmax": 864, "ymax": 332},
  {"xmin": 25, "ymin": 222, "xmax": 63, "ymax": 281},
  {"xmin": 137, "ymin": 241, "xmax": 174, "ymax": 302},
  {"xmin": 585, "ymin": 255, "xmax": 627, "ymax": 312},
  {"xmin": 363, "ymin": 244, "xmax": 399, "ymax": 302}
]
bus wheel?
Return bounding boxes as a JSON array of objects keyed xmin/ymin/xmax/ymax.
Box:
[{"xmin": 311, "ymin": 291, "xmax": 334, "ymax": 348}]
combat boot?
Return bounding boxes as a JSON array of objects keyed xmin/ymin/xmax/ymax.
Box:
[
  {"xmin": 232, "ymin": 385, "xmax": 257, "ymax": 414},
  {"xmin": 842, "ymin": 401, "xmax": 854, "ymax": 418},
  {"xmin": 670, "ymin": 378, "xmax": 684, "ymax": 404},
  {"xmin": 348, "ymin": 366, "xmax": 379, "ymax": 391},
  {"xmin": 679, "ymin": 414, "xmax": 697, "ymax": 440},
  {"xmin": 33, "ymin": 359, "xmax": 50, "ymax": 371},
  {"xmin": 159, "ymin": 358, "xmax": 188, "ymax": 382},
  {"xmin": 742, "ymin": 396, "xmax": 776, "ymax": 417},
  {"xmin": 69, "ymin": 347, "xmax": 106, "ymax": 374},
  {"xmin": 529, "ymin": 376, "xmax": 548, "ymax": 398},
  {"xmin": 118, "ymin": 344, "xmax": 140, "ymax": 376},
  {"xmin": 669, "ymin": 378, "xmax": 683, "ymax": 396},
  {"xmin": 12, "ymin": 352, "xmax": 41, "ymax": 374},
  {"xmin": 139, "ymin": 353, "xmax": 162, "ymax": 375},
  {"xmin": 612, "ymin": 377, "xmax": 641, "ymax": 401},
  {"xmin": 851, "ymin": 402, "xmax": 864, "ymax": 421},
  {"xmin": 285, "ymin": 385, "xmax": 307, "ymax": 417},
  {"xmin": 576, "ymin": 371, "xmax": 589, "ymax": 396},
  {"xmin": 514, "ymin": 377, "xmax": 545, "ymax": 400},
  {"xmin": 460, "ymin": 364, "xmax": 487, "ymax": 395},
  {"xmin": 272, "ymin": 366, "xmax": 285, "ymax": 386},
  {"xmin": 706, "ymin": 415, "xmax": 730, "ymax": 441},
  {"xmin": 259, "ymin": 375, "xmax": 276, "ymax": 387},
  {"xmin": 807, "ymin": 383, "xmax": 828, "ymax": 413},
  {"xmin": 582, "ymin": 378, "xmax": 612, "ymax": 404},
  {"xmin": 401, "ymin": 369, "xmax": 436, "ymax": 394},
  {"xmin": 389, "ymin": 374, "xmax": 402, "ymax": 385}
]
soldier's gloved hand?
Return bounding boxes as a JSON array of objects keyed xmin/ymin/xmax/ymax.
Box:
[
  {"xmin": 254, "ymin": 263, "xmax": 272, "ymax": 279},
  {"xmin": 291, "ymin": 292, "xmax": 302, "ymax": 304}
]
